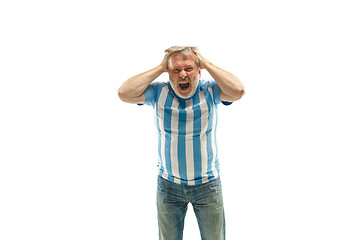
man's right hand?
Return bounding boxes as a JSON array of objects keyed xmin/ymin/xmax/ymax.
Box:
[{"xmin": 160, "ymin": 51, "xmax": 174, "ymax": 73}]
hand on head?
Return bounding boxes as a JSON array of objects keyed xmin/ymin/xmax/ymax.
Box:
[
  {"xmin": 162, "ymin": 46, "xmax": 207, "ymax": 72},
  {"xmin": 160, "ymin": 51, "xmax": 175, "ymax": 73}
]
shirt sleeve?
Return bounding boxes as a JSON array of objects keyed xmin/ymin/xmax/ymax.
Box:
[
  {"xmin": 210, "ymin": 80, "xmax": 233, "ymax": 106},
  {"xmin": 138, "ymin": 82, "xmax": 162, "ymax": 107}
]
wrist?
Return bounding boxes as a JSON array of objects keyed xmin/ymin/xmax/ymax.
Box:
[
  {"xmin": 202, "ymin": 60, "xmax": 213, "ymax": 70},
  {"xmin": 155, "ymin": 64, "xmax": 166, "ymax": 74}
]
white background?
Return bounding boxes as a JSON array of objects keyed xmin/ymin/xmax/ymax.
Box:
[{"xmin": 1, "ymin": 0, "xmax": 359, "ymax": 239}]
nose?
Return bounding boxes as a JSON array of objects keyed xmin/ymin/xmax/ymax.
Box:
[{"xmin": 179, "ymin": 70, "xmax": 187, "ymax": 78}]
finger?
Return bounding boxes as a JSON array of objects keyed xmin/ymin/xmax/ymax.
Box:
[{"xmin": 165, "ymin": 51, "xmax": 175, "ymax": 60}]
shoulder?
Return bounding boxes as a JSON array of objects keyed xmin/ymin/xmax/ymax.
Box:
[
  {"xmin": 150, "ymin": 81, "xmax": 167, "ymax": 89},
  {"xmin": 199, "ymin": 79, "xmax": 218, "ymax": 95},
  {"xmin": 199, "ymin": 80, "xmax": 230, "ymax": 105},
  {"xmin": 199, "ymin": 79, "xmax": 213, "ymax": 89},
  {"xmin": 199, "ymin": 79, "xmax": 218, "ymax": 90},
  {"xmin": 141, "ymin": 82, "xmax": 169, "ymax": 106},
  {"xmin": 147, "ymin": 81, "xmax": 169, "ymax": 95}
]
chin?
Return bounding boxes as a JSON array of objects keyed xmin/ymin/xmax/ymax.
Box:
[
  {"xmin": 173, "ymin": 86, "xmax": 196, "ymax": 99},
  {"xmin": 170, "ymin": 78, "xmax": 199, "ymax": 99}
]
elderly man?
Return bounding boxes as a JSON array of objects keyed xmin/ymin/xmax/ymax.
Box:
[{"xmin": 118, "ymin": 46, "xmax": 245, "ymax": 240}]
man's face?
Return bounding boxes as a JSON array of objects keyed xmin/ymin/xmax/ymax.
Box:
[{"xmin": 168, "ymin": 54, "xmax": 200, "ymax": 99}]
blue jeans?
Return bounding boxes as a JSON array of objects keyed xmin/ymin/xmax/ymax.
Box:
[{"xmin": 157, "ymin": 176, "xmax": 226, "ymax": 240}]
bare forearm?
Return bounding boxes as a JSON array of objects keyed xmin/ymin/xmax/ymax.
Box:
[{"xmin": 118, "ymin": 65, "xmax": 163, "ymax": 101}]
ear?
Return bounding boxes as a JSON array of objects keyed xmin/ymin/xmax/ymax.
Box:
[{"xmin": 199, "ymin": 69, "xmax": 201, "ymax": 78}]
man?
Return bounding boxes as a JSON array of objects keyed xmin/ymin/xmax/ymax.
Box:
[{"xmin": 118, "ymin": 46, "xmax": 245, "ymax": 240}]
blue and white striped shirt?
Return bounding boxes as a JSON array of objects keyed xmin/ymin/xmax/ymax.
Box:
[{"xmin": 142, "ymin": 80, "xmax": 231, "ymax": 185}]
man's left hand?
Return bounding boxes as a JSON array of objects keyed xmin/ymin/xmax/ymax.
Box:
[{"xmin": 192, "ymin": 50, "xmax": 210, "ymax": 69}]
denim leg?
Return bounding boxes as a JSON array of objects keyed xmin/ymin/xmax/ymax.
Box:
[
  {"xmin": 157, "ymin": 176, "xmax": 188, "ymax": 240},
  {"xmin": 191, "ymin": 178, "xmax": 226, "ymax": 240}
]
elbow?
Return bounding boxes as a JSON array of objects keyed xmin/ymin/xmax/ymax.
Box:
[
  {"xmin": 118, "ymin": 87, "xmax": 129, "ymax": 102},
  {"xmin": 118, "ymin": 86, "xmax": 144, "ymax": 104},
  {"xmin": 232, "ymin": 88, "xmax": 245, "ymax": 101},
  {"xmin": 238, "ymin": 89, "xmax": 245, "ymax": 99}
]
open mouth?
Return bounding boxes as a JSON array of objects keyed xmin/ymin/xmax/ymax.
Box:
[{"xmin": 179, "ymin": 82, "xmax": 190, "ymax": 90}]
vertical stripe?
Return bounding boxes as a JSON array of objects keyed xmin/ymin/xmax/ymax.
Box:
[
  {"xmin": 157, "ymin": 88, "xmax": 167, "ymax": 179},
  {"xmin": 211, "ymin": 103, "xmax": 219, "ymax": 179},
  {"xmin": 164, "ymin": 91, "xmax": 174, "ymax": 182},
  {"xmin": 205, "ymin": 88, "xmax": 215, "ymax": 181},
  {"xmin": 170, "ymin": 99, "xmax": 180, "ymax": 184},
  {"xmin": 209, "ymin": 88, "xmax": 219, "ymax": 179},
  {"xmin": 192, "ymin": 92, "xmax": 202, "ymax": 184},
  {"xmin": 155, "ymin": 101, "xmax": 162, "ymax": 175},
  {"xmin": 177, "ymin": 100, "xmax": 187, "ymax": 184},
  {"xmin": 185, "ymin": 99, "xmax": 194, "ymax": 185},
  {"xmin": 199, "ymin": 90, "xmax": 209, "ymax": 183}
]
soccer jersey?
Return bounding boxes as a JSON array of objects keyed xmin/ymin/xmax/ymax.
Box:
[{"xmin": 141, "ymin": 80, "xmax": 231, "ymax": 185}]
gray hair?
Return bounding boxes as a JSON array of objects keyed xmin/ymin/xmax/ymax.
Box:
[{"xmin": 165, "ymin": 46, "xmax": 200, "ymax": 69}]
